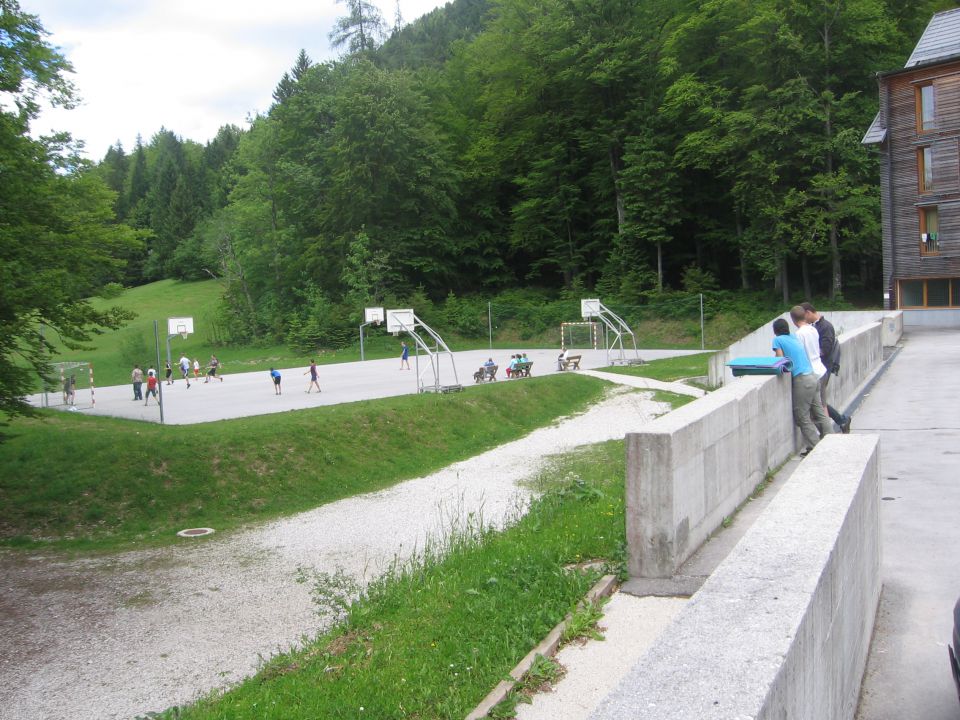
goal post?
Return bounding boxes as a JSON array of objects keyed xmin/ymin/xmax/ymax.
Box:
[
  {"xmin": 44, "ymin": 361, "xmax": 95, "ymax": 409},
  {"xmin": 560, "ymin": 322, "xmax": 600, "ymax": 350}
]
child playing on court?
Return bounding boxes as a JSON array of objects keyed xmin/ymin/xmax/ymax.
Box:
[{"xmin": 270, "ymin": 368, "xmax": 282, "ymax": 395}]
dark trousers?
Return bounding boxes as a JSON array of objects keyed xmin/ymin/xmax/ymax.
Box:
[{"xmin": 133, "ymin": 381, "xmax": 142, "ymax": 400}]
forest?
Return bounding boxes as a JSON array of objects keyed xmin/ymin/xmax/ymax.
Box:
[{"xmin": 2, "ymin": 0, "xmax": 957, "ymax": 412}]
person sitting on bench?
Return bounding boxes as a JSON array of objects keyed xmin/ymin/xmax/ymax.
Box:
[{"xmin": 557, "ymin": 347, "xmax": 569, "ymax": 371}]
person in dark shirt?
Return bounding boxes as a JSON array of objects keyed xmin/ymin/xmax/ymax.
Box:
[
  {"xmin": 773, "ymin": 318, "xmax": 830, "ymax": 455},
  {"xmin": 801, "ymin": 302, "xmax": 851, "ymax": 433}
]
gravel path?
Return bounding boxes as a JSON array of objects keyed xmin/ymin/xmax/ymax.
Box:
[{"xmin": 0, "ymin": 386, "xmax": 668, "ymax": 720}]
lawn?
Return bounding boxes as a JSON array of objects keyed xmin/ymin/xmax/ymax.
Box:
[
  {"xmin": 151, "ymin": 440, "xmax": 629, "ymax": 720},
  {"xmin": 43, "ymin": 279, "xmax": 317, "ymax": 388},
  {"xmin": 601, "ymin": 352, "xmax": 714, "ymax": 383},
  {"xmin": 0, "ymin": 373, "xmax": 607, "ymax": 551}
]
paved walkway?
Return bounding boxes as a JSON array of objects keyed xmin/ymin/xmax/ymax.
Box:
[
  {"xmin": 856, "ymin": 327, "xmax": 960, "ymax": 718},
  {"xmin": 516, "ymin": 327, "xmax": 960, "ymax": 719}
]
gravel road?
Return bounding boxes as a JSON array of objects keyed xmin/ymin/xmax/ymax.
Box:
[{"xmin": 0, "ymin": 386, "xmax": 666, "ymax": 720}]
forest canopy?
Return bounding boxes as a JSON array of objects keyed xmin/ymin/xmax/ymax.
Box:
[{"xmin": 9, "ymin": 0, "xmax": 958, "ymax": 365}]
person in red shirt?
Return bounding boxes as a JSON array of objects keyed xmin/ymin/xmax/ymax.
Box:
[{"xmin": 144, "ymin": 369, "xmax": 159, "ymax": 406}]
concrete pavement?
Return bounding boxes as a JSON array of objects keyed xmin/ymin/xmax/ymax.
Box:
[
  {"xmin": 856, "ymin": 327, "xmax": 960, "ymax": 719},
  {"xmin": 29, "ymin": 347, "xmax": 705, "ymax": 425}
]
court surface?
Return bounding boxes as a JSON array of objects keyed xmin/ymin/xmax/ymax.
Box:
[{"xmin": 32, "ymin": 347, "xmax": 706, "ymax": 425}]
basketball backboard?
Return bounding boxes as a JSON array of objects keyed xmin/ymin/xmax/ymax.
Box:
[
  {"xmin": 386, "ymin": 308, "xmax": 414, "ymax": 333},
  {"xmin": 581, "ymin": 299, "xmax": 601, "ymax": 319},
  {"xmin": 167, "ymin": 317, "xmax": 194, "ymax": 338},
  {"xmin": 364, "ymin": 307, "xmax": 385, "ymax": 324}
]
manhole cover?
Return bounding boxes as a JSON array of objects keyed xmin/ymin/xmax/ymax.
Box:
[{"xmin": 177, "ymin": 527, "xmax": 215, "ymax": 538}]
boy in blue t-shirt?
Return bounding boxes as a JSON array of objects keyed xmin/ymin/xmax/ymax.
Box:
[
  {"xmin": 270, "ymin": 368, "xmax": 282, "ymax": 395},
  {"xmin": 772, "ymin": 318, "xmax": 831, "ymax": 455}
]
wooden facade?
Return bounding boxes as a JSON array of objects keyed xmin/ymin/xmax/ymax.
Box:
[{"xmin": 868, "ymin": 32, "xmax": 960, "ymax": 309}]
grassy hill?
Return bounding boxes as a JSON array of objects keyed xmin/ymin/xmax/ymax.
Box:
[
  {"xmin": 46, "ymin": 280, "xmax": 372, "ymax": 388},
  {"xmin": 0, "ymin": 373, "xmax": 605, "ymax": 551}
]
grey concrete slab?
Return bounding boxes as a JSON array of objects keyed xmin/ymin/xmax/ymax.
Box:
[
  {"xmin": 28, "ymin": 347, "xmax": 705, "ymax": 425},
  {"xmin": 856, "ymin": 328, "xmax": 960, "ymax": 720}
]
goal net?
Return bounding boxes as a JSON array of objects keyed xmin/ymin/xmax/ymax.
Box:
[
  {"xmin": 43, "ymin": 362, "xmax": 95, "ymax": 410},
  {"xmin": 560, "ymin": 322, "xmax": 600, "ymax": 350}
]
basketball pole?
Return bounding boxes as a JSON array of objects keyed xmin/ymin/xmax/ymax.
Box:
[{"xmin": 154, "ymin": 320, "xmax": 165, "ymax": 425}]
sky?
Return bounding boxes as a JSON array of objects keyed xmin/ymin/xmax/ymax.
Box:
[{"xmin": 24, "ymin": 0, "xmax": 449, "ymax": 161}]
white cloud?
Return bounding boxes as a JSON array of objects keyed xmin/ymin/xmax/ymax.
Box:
[{"xmin": 24, "ymin": 0, "xmax": 452, "ymax": 159}]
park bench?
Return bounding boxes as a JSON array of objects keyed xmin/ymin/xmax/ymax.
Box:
[
  {"xmin": 473, "ymin": 364, "xmax": 498, "ymax": 383},
  {"xmin": 559, "ymin": 355, "xmax": 582, "ymax": 371},
  {"xmin": 513, "ymin": 361, "xmax": 533, "ymax": 378}
]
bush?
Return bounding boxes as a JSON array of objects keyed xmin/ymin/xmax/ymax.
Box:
[{"xmin": 98, "ymin": 282, "xmax": 125, "ymax": 299}]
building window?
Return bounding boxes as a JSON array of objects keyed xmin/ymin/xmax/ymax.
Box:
[
  {"xmin": 898, "ymin": 278, "xmax": 960, "ymax": 308},
  {"xmin": 919, "ymin": 205, "xmax": 939, "ymax": 254},
  {"xmin": 917, "ymin": 83, "xmax": 936, "ymax": 132},
  {"xmin": 918, "ymin": 146, "xmax": 933, "ymax": 192},
  {"xmin": 900, "ymin": 280, "xmax": 924, "ymax": 306},
  {"xmin": 928, "ymin": 279, "xmax": 950, "ymax": 306}
]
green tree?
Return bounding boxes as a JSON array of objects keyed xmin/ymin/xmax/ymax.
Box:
[
  {"xmin": 0, "ymin": 1, "xmax": 139, "ymax": 418},
  {"xmin": 329, "ymin": 0, "xmax": 386, "ymax": 55}
]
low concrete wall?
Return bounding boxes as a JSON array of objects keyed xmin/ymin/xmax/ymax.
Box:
[
  {"xmin": 903, "ymin": 308, "xmax": 960, "ymax": 327},
  {"xmin": 625, "ymin": 373, "xmax": 795, "ymax": 578},
  {"xmin": 593, "ymin": 434, "xmax": 882, "ymax": 720},
  {"xmin": 708, "ymin": 310, "xmax": 902, "ymax": 387},
  {"xmin": 628, "ymin": 318, "xmax": 884, "ymax": 579}
]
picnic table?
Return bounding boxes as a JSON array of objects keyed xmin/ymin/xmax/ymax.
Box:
[
  {"xmin": 559, "ymin": 355, "xmax": 582, "ymax": 371},
  {"xmin": 513, "ymin": 361, "xmax": 533, "ymax": 378},
  {"xmin": 473, "ymin": 364, "xmax": 498, "ymax": 383}
]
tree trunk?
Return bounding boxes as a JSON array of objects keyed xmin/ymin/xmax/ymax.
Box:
[
  {"xmin": 736, "ymin": 211, "xmax": 749, "ymax": 289},
  {"xmin": 220, "ymin": 234, "xmax": 260, "ymax": 340},
  {"xmin": 609, "ymin": 144, "xmax": 626, "ymax": 235},
  {"xmin": 656, "ymin": 241, "xmax": 663, "ymax": 292},
  {"xmin": 777, "ymin": 242, "xmax": 789, "ymax": 305},
  {"xmin": 801, "ymin": 254, "xmax": 812, "ymax": 300},
  {"xmin": 823, "ymin": 13, "xmax": 842, "ymax": 299}
]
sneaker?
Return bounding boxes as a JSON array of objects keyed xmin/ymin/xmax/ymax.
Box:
[
  {"xmin": 799, "ymin": 448, "xmax": 813, "ymax": 458},
  {"xmin": 841, "ymin": 417, "xmax": 851, "ymax": 434}
]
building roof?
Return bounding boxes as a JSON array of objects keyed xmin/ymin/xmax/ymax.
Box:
[
  {"xmin": 863, "ymin": 9, "xmax": 960, "ymax": 145},
  {"xmin": 906, "ymin": 8, "xmax": 960, "ymax": 68},
  {"xmin": 862, "ymin": 112, "xmax": 886, "ymax": 145}
]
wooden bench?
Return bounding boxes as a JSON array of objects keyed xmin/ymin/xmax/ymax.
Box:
[
  {"xmin": 473, "ymin": 364, "xmax": 498, "ymax": 383},
  {"xmin": 559, "ymin": 355, "xmax": 582, "ymax": 371},
  {"xmin": 512, "ymin": 361, "xmax": 533, "ymax": 378}
]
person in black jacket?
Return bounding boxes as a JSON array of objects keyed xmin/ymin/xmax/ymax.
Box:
[{"xmin": 801, "ymin": 302, "xmax": 851, "ymax": 433}]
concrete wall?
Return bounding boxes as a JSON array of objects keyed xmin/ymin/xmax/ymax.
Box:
[
  {"xmin": 821, "ymin": 322, "xmax": 884, "ymax": 415},
  {"xmin": 628, "ymin": 316, "xmax": 886, "ymax": 579},
  {"xmin": 625, "ymin": 373, "xmax": 796, "ymax": 578},
  {"xmin": 708, "ymin": 310, "xmax": 903, "ymax": 387},
  {"xmin": 593, "ymin": 434, "xmax": 882, "ymax": 720},
  {"xmin": 903, "ymin": 308, "xmax": 960, "ymax": 327}
]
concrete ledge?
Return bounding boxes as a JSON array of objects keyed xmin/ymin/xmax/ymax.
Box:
[
  {"xmin": 625, "ymin": 373, "xmax": 795, "ymax": 578},
  {"xmin": 709, "ymin": 311, "xmax": 902, "ymax": 387},
  {"xmin": 591, "ymin": 434, "xmax": 882, "ymax": 720}
]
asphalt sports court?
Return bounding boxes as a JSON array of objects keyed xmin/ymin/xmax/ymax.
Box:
[{"xmin": 37, "ymin": 348, "xmax": 705, "ymax": 425}]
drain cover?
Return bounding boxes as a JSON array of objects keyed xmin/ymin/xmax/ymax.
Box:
[{"xmin": 177, "ymin": 527, "xmax": 215, "ymax": 538}]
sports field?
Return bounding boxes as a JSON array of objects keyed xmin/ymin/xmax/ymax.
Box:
[{"xmin": 29, "ymin": 347, "xmax": 704, "ymax": 425}]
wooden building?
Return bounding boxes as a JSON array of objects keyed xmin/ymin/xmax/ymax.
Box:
[{"xmin": 864, "ymin": 8, "xmax": 960, "ymax": 319}]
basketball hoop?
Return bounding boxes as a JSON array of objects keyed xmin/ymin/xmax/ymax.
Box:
[{"xmin": 177, "ymin": 324, "xmax": 188, "ymax": 340}]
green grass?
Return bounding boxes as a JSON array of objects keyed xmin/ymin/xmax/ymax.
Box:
[
  {"xmin": 43, "ymin": 279, "xmax": 299, "ymax": 388},
  {"xmin": 0, "ymin": 374, "xmax": 606, "ymax": 552},
  {"xmin": 42, "ymin": 279, "xmax": 416, "ymax": 388},
  {"xmin": 151, "ymin": 439, "xmax": 629, "ymax": 720},
  {"xmin": 601, "ymin": 352, "xmax": 713, "ymax": 383}
]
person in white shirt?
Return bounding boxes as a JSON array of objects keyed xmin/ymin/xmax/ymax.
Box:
[
  {"xmin": 178, "ymin": 355, "xmax": 191, "ymax": 388},
  {"xmin": 789, "ymin": 306, "xmax": 831, "ymax": 440}
]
